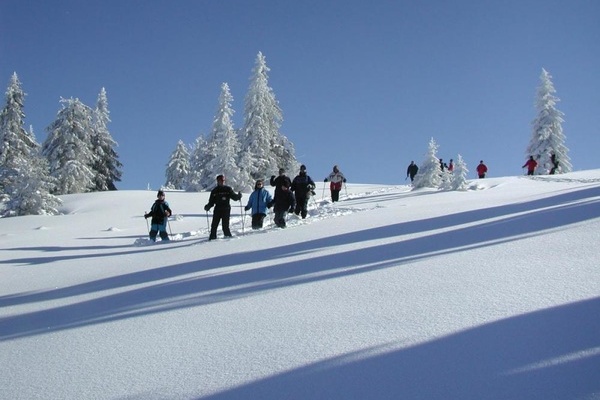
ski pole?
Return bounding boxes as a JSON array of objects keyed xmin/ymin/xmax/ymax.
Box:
[
  {"xmin": 144, "ymin": 212, "xmax": 149, "ymax": 233},
  {"xmin": 239, "ymin": 200, "xmax": 245, "ymax": 236},
  {"xmin": 321, "ymin": 183, "xmax": 326, "ymax": 201},
  {"xmin": 166, "ymin": 214, "xmax": 173, "ymax": 237},
  {"xmin": 205, "ymin": 211, "xmax": 210, "ymax": 231},
  {"xmin": 344, "ymin": 182, "xmax": 348, "ymax": 197}
]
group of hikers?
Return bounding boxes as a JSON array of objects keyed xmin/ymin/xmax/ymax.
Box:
[
  {"xmin": 144, "ymin": 164, "xmax": 347, "ymax": 241},
  {"xmin": 406, "ymin": 154, "xmax": 559, "ymax": 183}
]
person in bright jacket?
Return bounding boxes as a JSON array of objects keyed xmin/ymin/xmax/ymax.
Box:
[
  {"xmin": 476, "ymin": 160, "xmax": 488, "ymax": 179},
  {"xmin": 144, "ymin": 190, "xmax": 172, "ymax": 242},
  {"xmin": 268, "ymin": 180, "xmax": 296, "ymax": 228},
  {"xmin": 522, "ymin": 156, "xmax": 537, "ymax": 176},
  {"xmin": 245, "ymin": 179, "xmax": 273, "ymax": 229},
  {"xmin": 204, "ymin": 174, "xmax": 243, "ymax": 240},
  {"xmin": 324, "ymin": 165, "xmax": 346, "ymax": 202}
]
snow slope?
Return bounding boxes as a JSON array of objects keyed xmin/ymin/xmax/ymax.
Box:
[{"xmin": 1, "ymin": 172, "xmax": 600, "ymax": 400}]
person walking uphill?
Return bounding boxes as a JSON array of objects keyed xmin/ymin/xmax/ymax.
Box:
[
  {"xmin": 144, "ymin": 190, "xmax": 172, "ymax": 242},
  {"xmin": 270, "ymin": 168, "xmax": 292, "ymax": 198},
  {"xmin": 269, "ymin": 181, "xmax": 296, "ymax": 228},
  {"xmin": 476, "ymin": 160, "xmax": 488, "ymax": 179},
  {"xmin": 291, "ymin": 165, "xmax": 315, "ymax": 219},
  {"xmin": 522, "ymin": 156, "xmax": 537, "ymax": 176},
  {"xmin": 406, "ymin": 161, "xmax": 418, "ymax": 183},
  {"xmin": 245, "ymin": 179, "xmax": 273, "ymax": 229},
  {"xmin": 204, "ymin": 175, "xmax": 242, "ymax": 240},
  {"xmin": 324, "ymin": 165, "xmax": 346, "ymax": 202}
]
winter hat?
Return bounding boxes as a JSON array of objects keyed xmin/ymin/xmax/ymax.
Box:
[
  {"xmin": 279, "ymin": 168, "xmax": 285, "ymax": 174},
  {"xmin": 300, "ymin": 165, "xmax": 306, "ymax": 171},
  {"xmin": 216, "ymin": 174, "xmax": 225, "ymax": 182},
  {"xmin": 157, "ymin": 190, "xmax": 165, "ymax": 197}
]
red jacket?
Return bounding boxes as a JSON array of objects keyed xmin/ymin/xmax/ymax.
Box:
[
  {"xmin": 476, "ymin": 163, "xmax": 488, "ymax": 175},
  {"xmin": 523, "ymin": 159, "xmax": 537, "ymax": 172}
]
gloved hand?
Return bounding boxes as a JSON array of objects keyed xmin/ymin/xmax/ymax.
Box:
[
  {"xmin": 324, "ymin": 178, "xmax": 328, "ymax": 182},
  {"xmin": 144, "ymin": 213, "xmax": 150, "ymax": 219},
  {"xmin": 343, "ymin": 178, "xmax": 347, "ymax": 183},
  {"xmin": 238, "ymin": 192, "xmax": 242, "ymax": 200},
  {"xmin": 288, "ymin": 207, "xmax": 294, "ymax": 213},
  {"xmin": 271, "ymin": 175, "xmax": 276, "ymax": 180},
  {"xmin": 165, "ymin": 210, "xmax": 171, "ymax": 217},
  {"xmin": 244, "ymin": 205, "xmax": 251, "ymax": 211},
  {"xmin": 204, "ymin": 204, "xmax": 211, "ymax": 212},
  {"xmin": 267, "ymin": 200, "xmax": 274, "ymax": 208}
]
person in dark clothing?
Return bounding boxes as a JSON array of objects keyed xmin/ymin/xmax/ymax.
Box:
[
  {"xmin": 204, "ymin": 175, "xmax": 242, "ymax": 240},
  {"xmin": 270, "ymin": 168, "xmax": 292, "ymax": 198},
  {"xmin": 440, "ymin": 158, "xmax": 448, "ymax": 171},
  {"xmin": 144, "ymin": 190, "xmax": 172, "ymax": 242},
  {"xmin": 291, "ymin": 165, "xmax": 315, "ymax": 219},
  {"xmin": 550, "ymin": 154, "xmax": 559, "ymax": 175},
  {"xmin": 268, "ymin": 180, "xmax": 296, "ymax": 228},
  {"xmin": 406, "ymin": 161, "xmax": 419, "ymax": 183},
  {"xmin": 245, "ymin": 179, "xmax": 273, "ymax": 229}
]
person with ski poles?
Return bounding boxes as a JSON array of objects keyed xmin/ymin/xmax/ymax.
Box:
[
  {"xmin": 291, "ymin": 164, "xmax": 315, "ymax": 219},
  {"xmin": 244, "ymin": 179, "xmax": 273, "ymax": 230},
  {"xmin": 144, "ymin": 190, "xmax": 172, "ymax": 242},
  {"xmin": 204, "ymin": 174, "xmax": 242, "ymax": 240},
  {"xmin": 406, "ymin": 161, "xmax": 418, "ymax": 183},
  {"xmin": 522, "ymin": 156, "xmax": 537, "ymax": 176},
  {"xmin": 323, "ymin": 165, "xmax": 346, "ymax": 202},
  {"xmin": 268, "ymin": 180, "xmax": 296, "ymax": 228},
  {"xmin": 270, "ymin": 167, "xmax": 292, "ymax": 198}
]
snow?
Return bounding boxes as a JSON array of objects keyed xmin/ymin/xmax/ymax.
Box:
[{"xmin": 1, "ymin": 171, "xmax": 600, "ymax": 400}]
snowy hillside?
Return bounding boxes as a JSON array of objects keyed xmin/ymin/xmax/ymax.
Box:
[{"xmin": 1, "ymin": 172, "xmax": 599, "ymax": 400}]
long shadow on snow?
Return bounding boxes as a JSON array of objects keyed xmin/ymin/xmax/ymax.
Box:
[
  {"xmin": 1, "ymin": 187, "xmax": 599, "ymax": 340},
  {"xmin": 198, "ymin": 297, "xmax": 600, "ymax": 400}
]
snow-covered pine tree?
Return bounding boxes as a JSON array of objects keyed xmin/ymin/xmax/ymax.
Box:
[
  {"xmin": 42, "ymin": 97, "xmax": 97, "ymax": 195},
  {"xmin": 240, "ymin": 52, "xmax": 296, "ymax": 186},
  {"xmin": 449, "ymin": 154, "xmax": 469, "ymax": 191},
  {"xmin": 0, "ymin": 73, "xmax": 60, "ymax": 216},
  {"xmin": 412, "ymin": 138, "xmax": 442, "ymax": 189},
  {"xmin": 527, "ymin": 68, "xmax": 572, "ymax": 174},
  {"xmin": 164, "ymin": 140, "xmax": 190, "ymax": 190},
  {"xmin": 204, "ymin": 83, "xmax": 246, "ymax": 191},
  {"xmin": 186, "ymin": 135, "xmax": 207, "ymax": 191},
  {"xmin": 91, "ymin": 88, "xmax": 122, "ymax": 191}
]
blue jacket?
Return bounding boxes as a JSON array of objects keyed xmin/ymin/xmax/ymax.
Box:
[{"xmin": 245, "ymin": 188, "xmax": 273, "ymax": 215}]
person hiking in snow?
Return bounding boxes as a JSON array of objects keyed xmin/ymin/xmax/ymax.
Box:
[
  {"xmin": 324, "ymin": 165, "xmax": 346, "ymax": 202},
  {"xmin": 476, "ymin": 160, "xmax": 488, "ymax": 179},
  {"xmin": 406, "ymin": 161, "xmax": 418, "ymax": 183},
  {"xmin": 522, "ymin": 156, "xmax": 537, "ymax": 176},
  {"xmin": 268, "ymin": 180, "xmax": 296, "ymax": 228},
  {"xmin": 550, "ymin": 153, "xmax": 559, "ymax": 175},
  {"xmin": 144, "ymin": 190, "xmax": 172, "ymax": 242},
  {"xmin": 291, "ymin": 164, "xmax": 315, "ymax": 219},
  {"xmin": 204, "ymin": 174, "xmax": 242, "ymax": 240},
  {"xmin": 270, "ymin": 167, "xmax": 292, "ymax": 199},
  {"xmin": 439, "ymin": 158, "xmax": 448, "ymax": 171},
  {"xmin": 245, "ymin": 179, "xmax": 273, "ymax": 230},
  {"xmin": 448, "ymin": 159, "xmax": 454, "ymax": 172}
]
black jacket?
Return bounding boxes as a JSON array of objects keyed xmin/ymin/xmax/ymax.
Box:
[
  {"xmin": 147, "ymin": 200, "xmax": 172, "ymax": 225},
  {"xmin": 205, "ymin": 184, "xmax": 242, "ymax": 211},
  {"xmin": 270, "ymin": 190, "xmax": 296, "ymax": 212}
]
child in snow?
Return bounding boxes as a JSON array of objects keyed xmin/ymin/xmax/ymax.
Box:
[
  {"xmin": 269, "ymin": 181, "xmax": 296, "ymax": 228},
  {"xmin": 245, "ymin": 179, "xmax": 273, "ymax": 229},
  {"xmin": 324, "ymin": 165, "xmax": 346, "ymax": 202},
  {"xmin": 144, "ymin": 190, "xmax": 172, "ymax": 242}
]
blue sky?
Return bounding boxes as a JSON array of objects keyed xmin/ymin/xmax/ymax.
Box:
[{"xmin": 1, "ymin": 0, "xmax": 599, "ymax": 190}]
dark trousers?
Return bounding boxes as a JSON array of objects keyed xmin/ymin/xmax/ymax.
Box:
[
  {"xmin": 251, "ymin": 213, "xmax": 266, "ymax": 229},
  {"xmin": 273, "ymin": 210, "xmax": 288, "ymax": 227},
  {"xmin": 149, "ymin": 221, "xmax": 169, "ymax": 241},
  {"xmin": 294, "ymin": 195, "xmax": 309, "ymax": 219},
  {"xmin": 331, "ymin": 189, "xmax": 341, "ymax": 202},
  {"xmin": 210, "ymin": 207, "xmax": 232, "ymax": 239}
]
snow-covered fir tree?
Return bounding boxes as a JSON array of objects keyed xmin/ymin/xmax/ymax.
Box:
[
  {"xmin": 203, "ymin": 83, "xmax": 246, "ymax": 191},
  {"xmin": 91, "ymin": 87, "xmax": 122, "ymax": 191},
  {"xmin": 412, "ymin": 138, "xmax": 442, "ymax": 189},
  {"xmin": 42, "ymin": 98, "xmax": 97, "ymax": 195},
  {"xmin": 186, "ymin": 135, "xmax": 207, "ymax": 192},
  {"xmin": 0, "ymin": 73, "xmax": 60, "ymax": 216},
  {"xmin": 449, "ymin": 154, "xmax": 469, "ymax": 191},
  {"xmin": 526, "ymin": 68, "xmax": 572, "ymax": 174},
  {"xmin": 239, "ymin": 52, "xmax": 297, "ymax": 186},
  {"xmin": 164, "ymin": 139, "xmax": 190, "ymax": 190}
]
